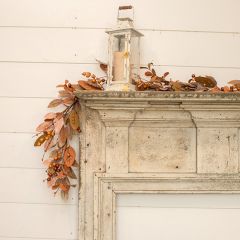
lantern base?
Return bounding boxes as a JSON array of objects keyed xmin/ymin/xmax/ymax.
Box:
[{"xmin": 105, "ymin": 83, "xmax": 136, "ymax": 91}]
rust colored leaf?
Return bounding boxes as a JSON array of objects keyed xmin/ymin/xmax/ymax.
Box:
[
  {"xmin": 34, "ymin": 133, "xmax": 47, "ymax": 147},
  {"xmin": 36, "ymin": 121, "xmax": 52, "ymax": 132},
  {"xmin": 69, "ymin": 110, "xmax": 80, "ymax": 131},
  {"xmin": 228, "ymin": 80, "xmax": 240, "ymax": 90},
  {"xmin": 195, "ymin": 76, "xmax": 217, "ymax": 88},
  {"xmin": 54, "ymin": 117, "xmax": 64, "ymax": 134},
  {"xmin": 64, "ymin": 146, "xmax": 76, "ymax": 167},
  {"xmin": 223, "ymin": 86, "xmax": 230, "ymax": 92},
  {"xmin": 74, "ymin": 102, "xmax": 81, "ymax": 113},
  {"xmin": 163, "ymin": 72, "xmax": 169, "ymax": 78},
  {"xmin": 228, "ymin": 80, "xmax": 240, "ymax": 85},
  {"xmin": 63, "ymin": 97, "xmax": 74, "ymax": 105},
  {"xmin": 78, "ymin": 80, "xmax": 99, "ymax": 90},
  {"xmin": 59, "ymin": 183, "xmax": 70, "ymax": 192},
  {"xmin": 44, "ymin": 112, "xmax": 56, "ymax": 121},
  {"xmin": 52, "ymin": 184, "xmax": 60, "ymax": 190},
  {"xmin": 171, "ymin": 81, "xmax": 182, "ymax": 91},
  {"xmin": 63, "ymin": 165, "xmax": 77, "ymax": 179},
  {"xmin": 59, "ymin": 126, "xmax": 67, "ymax": 147},
  {"xmin": 145, "ymin": 71, "xmax": 153, "ymax": 77},
  {"xmin": 210, "ymin": 86, "xmax": 221, "ymax": 93},
  {"xmin": 58, "ymin": 90, "xmax": 71, "ymax": 97},
  {"xmin": 48, "ymin": 99, "xmax": 63, "ymax": 108},
  {"xmin": 96, "ymin": 59, "xmax": 108, "ymax": 73}
]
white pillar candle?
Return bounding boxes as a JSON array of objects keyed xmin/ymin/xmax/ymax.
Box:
[{"xmin": 113, "ymin": 51, "xmax": 124, "ymax": 82}]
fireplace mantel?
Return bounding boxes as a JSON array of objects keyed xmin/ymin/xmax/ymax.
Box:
[{"xmin": 76, "ymin": 91, "xmax": 240, "ymax": 240}]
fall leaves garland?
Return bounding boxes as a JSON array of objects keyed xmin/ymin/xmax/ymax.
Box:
[{"xmin": 34, "ymin": 62, "xmax": 240, "ymax": 198}]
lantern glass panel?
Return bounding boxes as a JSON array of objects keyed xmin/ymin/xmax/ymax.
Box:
[
  {"xmin": 129, "ymin": 36, "xmax": 140, "ymax": 80},
  {"xmin": 111, "ymin": 34, "xmax": 128, "ymax": 82}
]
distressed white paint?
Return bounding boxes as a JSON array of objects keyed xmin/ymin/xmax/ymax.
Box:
[
  {"xmin": 1, "ymin": 1, "xmax": 240, "ymax": 240},
  {"xmin": 77, "ymin": 91, "xmax": 240, "ymax": 240}
]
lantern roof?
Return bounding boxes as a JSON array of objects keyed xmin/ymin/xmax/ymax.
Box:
[{"xmin": 106, "ymin": 17, "xmax": 144, "ymax": 37}]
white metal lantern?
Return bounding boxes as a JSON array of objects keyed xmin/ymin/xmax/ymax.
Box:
[{"xmin": 105, "ymin": 6, "xmax": 144, "ymax": 91}]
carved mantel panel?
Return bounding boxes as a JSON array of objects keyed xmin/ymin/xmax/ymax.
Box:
[{"xmin": 76, "ymin": 91, "xmax": 240, "ymax": 240}]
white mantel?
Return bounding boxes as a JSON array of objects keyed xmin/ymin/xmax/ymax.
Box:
[{"xmin": 76, "ymin": 91, "xmax": 240, "ymax": 240}]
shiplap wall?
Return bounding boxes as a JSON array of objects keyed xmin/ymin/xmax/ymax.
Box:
[{"xmin": 0, "ymin": 0, "xmax": 240, "ymax": 239}]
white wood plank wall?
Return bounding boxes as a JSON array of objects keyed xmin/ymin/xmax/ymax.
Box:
[{"xmin": 0, "ymin": 0, "xmax": 240, "ymax": 239}]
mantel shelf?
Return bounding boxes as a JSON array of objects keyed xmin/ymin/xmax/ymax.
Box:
[{"xmin": 76, "ymin": 90, "xmax": 240, "ymax": 103}]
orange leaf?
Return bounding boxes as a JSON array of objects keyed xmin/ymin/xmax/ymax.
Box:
[
  {"xmin": 228, "ymin": 80, "xmax": 240, "ymax": 85},
  {"xmin": 59, "ymin": 126, "xmax": 67, "ymax": 147},
  {"xmin": 145, "ymin": 71, "xmax": 153, "ymax": 77},
  {"xmin": 44, "ymin": 112, "xmax": 56, "ymax": 121},
  {"xmin": 63, "ymin": 97, "xmax": 74, "ymax": 105},
  {"xmin": 54, "ymin": 118, "xmax": 64, "ymax": 134},
  {"xmin": 34, "ymin": 133, "xmax": 47, "ymax": 147},
  {"xmin": 64, "ymin": 146, "xmax": 76, "ymax": 167},
  {"xmin": 223, "ymin": 86, "xmax": 230, "ymax": 92},
  {"xmin": 59, "ymin": 183, "xmax": 70, "ymax": 192},
  {"xmin": 78, "ymin": 80, "xmax": 99, "ymax": 90},
  {"xmin": 48, "ymin": 99, "xmax": 63, "ymax": 108},
  {"xmin": 36, "ymin": 121, "xmax": 52, "ymax": 132},
  {"xmin": 58, "ymin": 90, "xmax": 71, "ymax": 97},
  {"xmin": 63, "ymin": 165, "xmax": 77, "ymax": 179},
  {"xmin": 69, "ymin": 110, "xmax": 80, "ymax": 131}
]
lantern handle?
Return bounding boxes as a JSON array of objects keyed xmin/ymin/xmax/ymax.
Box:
[{"xmin": 118, "ymin": 5, "xmax": 134, "ymax": 21}]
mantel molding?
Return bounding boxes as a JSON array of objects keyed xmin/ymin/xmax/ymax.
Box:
[
  {"xmin": 78, "ymin": 90, "xmax": 240, "ymax": 240},
  {"xmin": 76, "ymin": 90, "xmax": 240, "ymax": 103}
]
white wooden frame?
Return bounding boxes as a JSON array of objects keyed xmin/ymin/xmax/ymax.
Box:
[
  {"xmin": 76, "ymin": 91, "xmax": 240, "ymax": 240},
  {"xmin": 94, "ymin": 173, "xmax": 240, "ymax": 240}
]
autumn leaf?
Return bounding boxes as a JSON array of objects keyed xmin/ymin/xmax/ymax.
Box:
[
  {"xmin": 34, "ymin": 133, "xmax": 47, "ymax": 147},
  {"xmin": 59, "ymin": 183, "xmax": 70, "ymax": 192},
  {"xmin": 78, "ymin": 80, "xmax": 99, "ymax": 90},
  {"xmin": 36, "ymin": 121, "xmax": 52, "ymax": 132},
  {"xmin": 74, "ymin": 102, "xmax": 81, "ymax": 113},
  {"xmin": 58, "ymin": 90, "xmax": 71, "ymax": 97},
  {"xmin": 63, "ymin": 97, "xmax": 74, "ymax": 105},
  {"xmin": 171, "ymin": 81, "xmax": 182, "ymax": 91},
  {"xmin": 96, "ymin": 59, "xmax": 108, "ymax": 73},
  {"xmin": 64, "ymin": 146, "xmax": 76, "ymax": 167},
  {"xmin": 48, "ymin": 99, "xmax": 63, "ymax": 108},
  {"xmin": 54, "ymin": 117, "xmax": 64, "ymax": 134},
  {"xmin": 195, "ymin": 76, "xmax": 217, "ymax": 88},
  {"xmin": 222, "ymin": 86, "xmax": 230, "ymax": 92},
  {"xmin": 145, "ymin": 71, "xmax": 153, "ymax": 77},
  {"xmin": 63, "ymin": 165, "xmax": 77, "ymax": 179},
  {"xmin": 69, "ymin": 110, "xmax": 80, "ymax": 131},
  {"xmin": 228, "ymin": 80, "xmax": 240, "ymax": 85},
  {"xmin": 59, "ymin": 126, "xmax": 67, "ymax": 147},
  {"xmin": 44, "ymin": 112, "xmax": 57, "ymax": 121}
]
